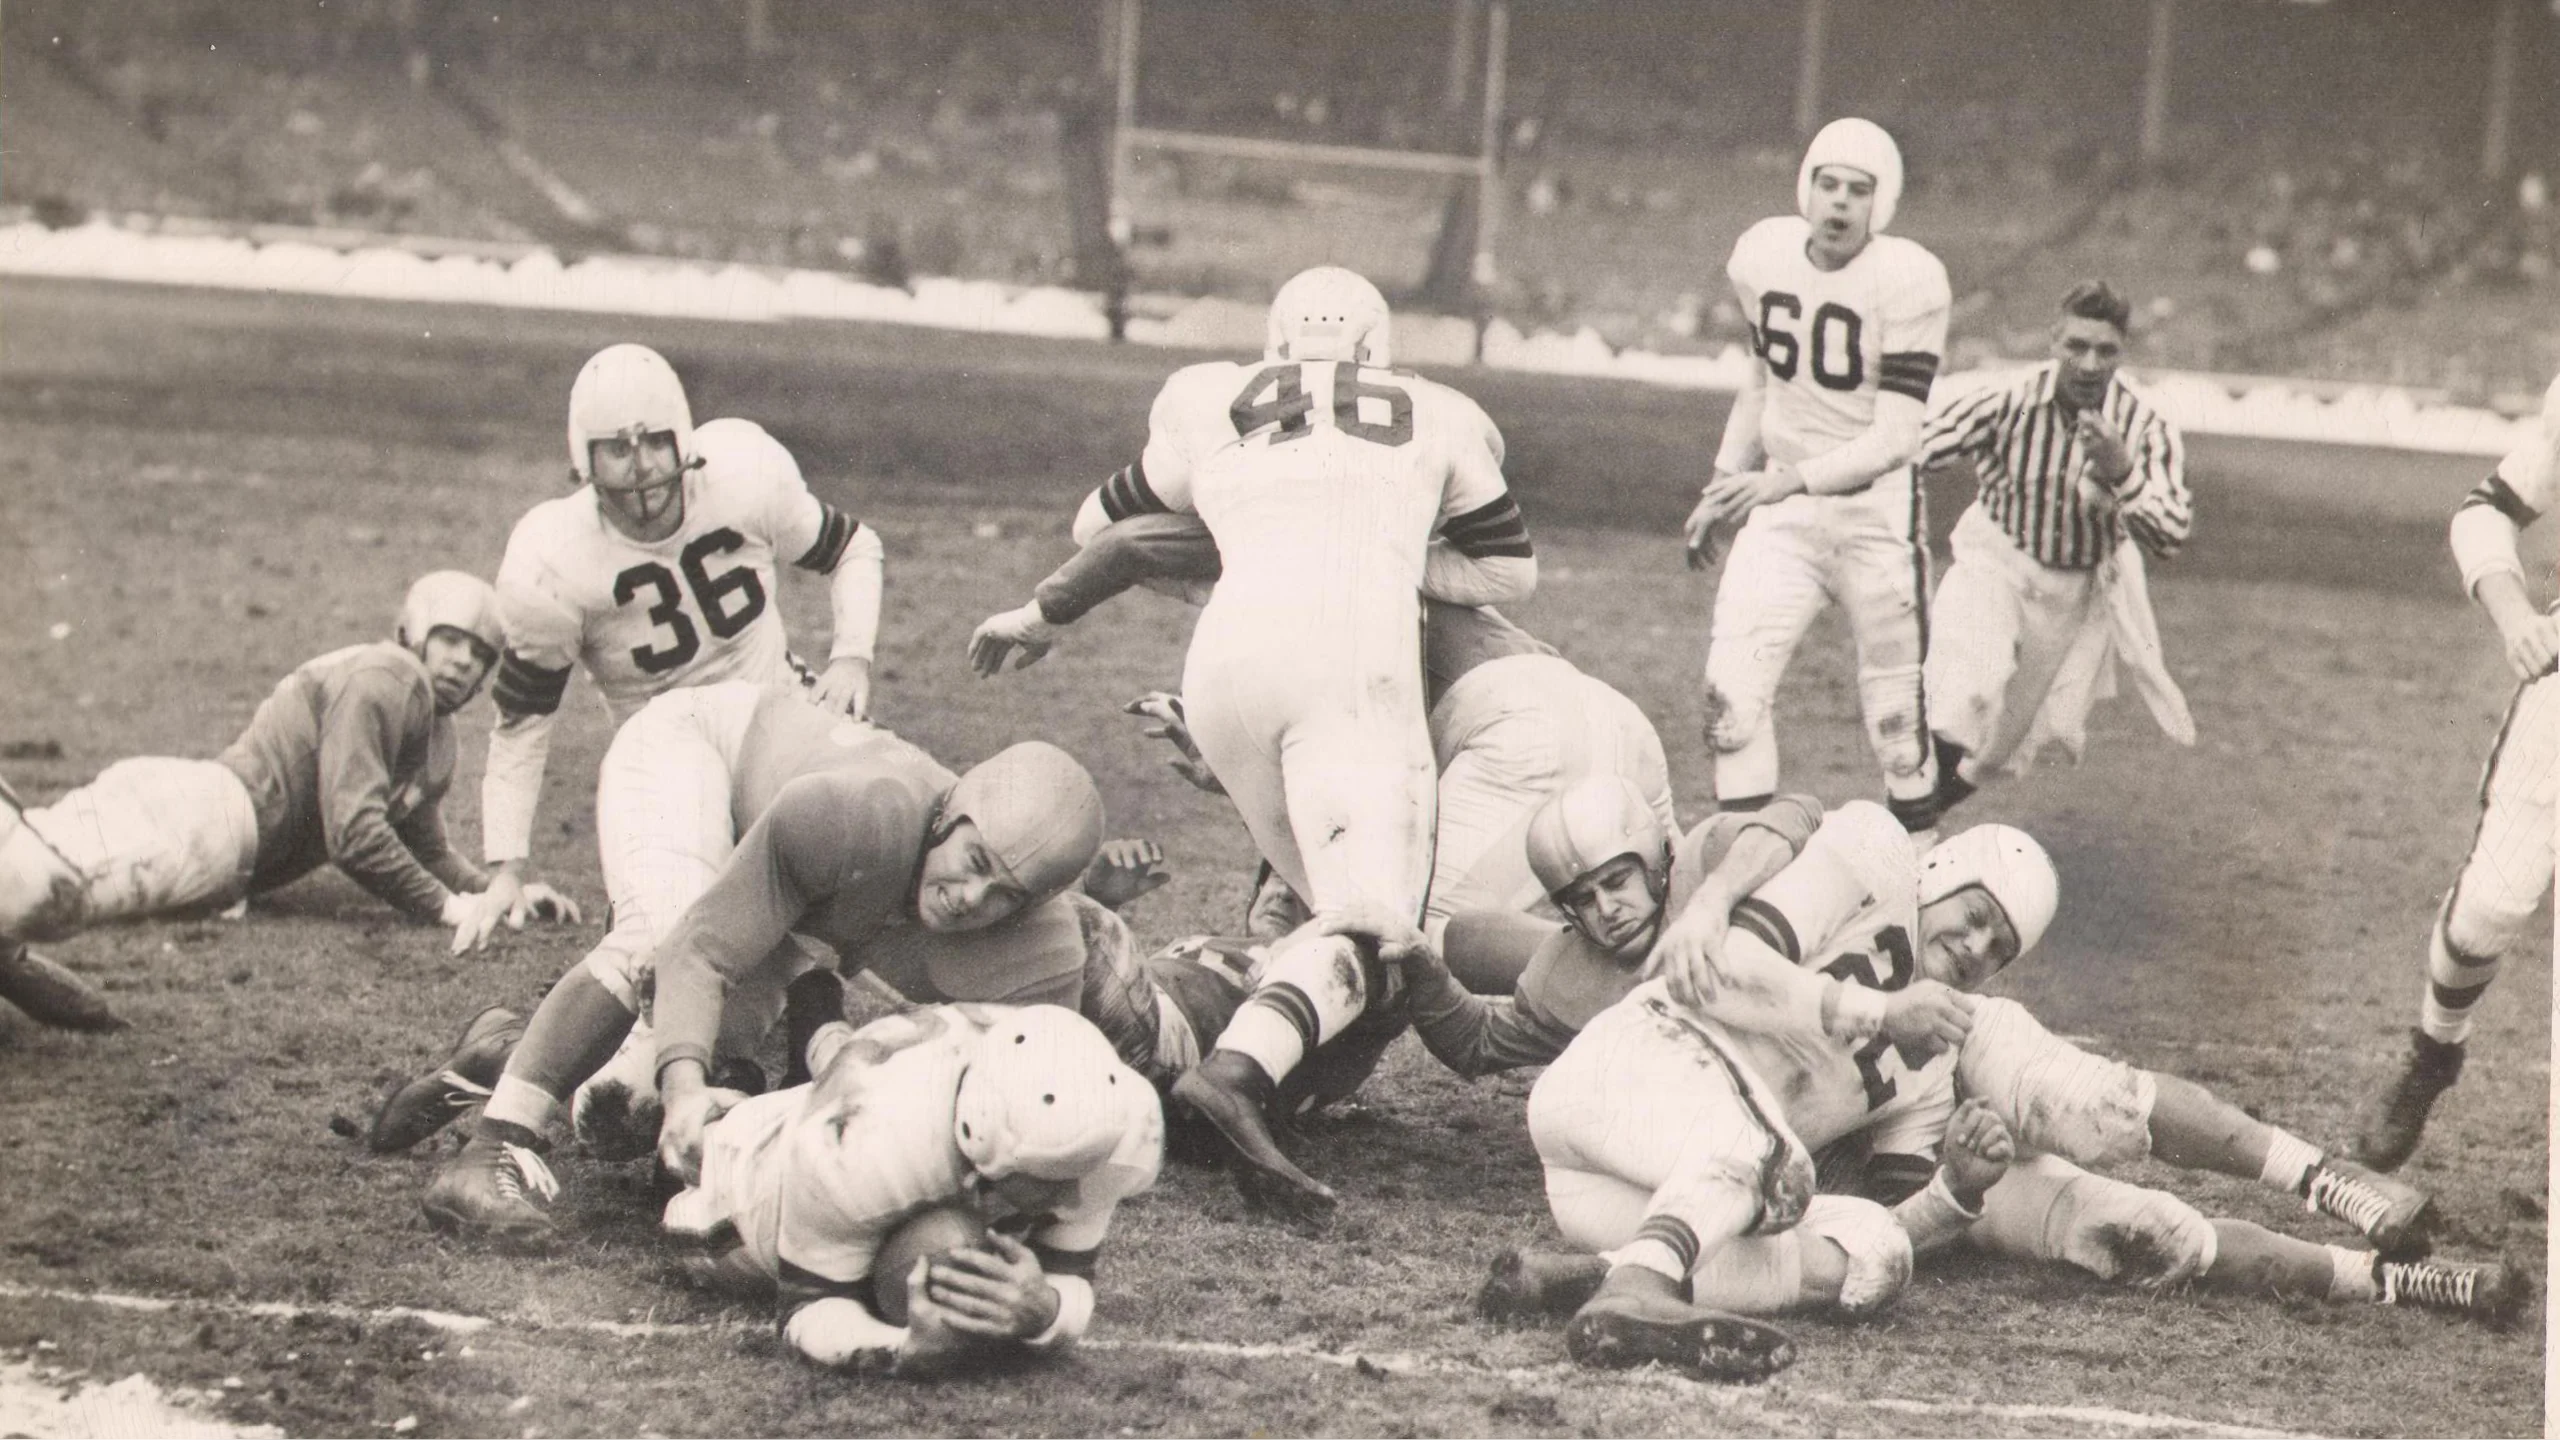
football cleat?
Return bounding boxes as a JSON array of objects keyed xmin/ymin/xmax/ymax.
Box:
[
  {"xmin": 0, "ymin": 943, "xmax": 126, "ymax": 1032},
  {"xmin": 1565, "ymin": 1289, "xmax": 1797, "ymax": 1384},
  {"xmin": 2352, "ymin": 1029, "xmax": 2464, "ymax": 1174},
  {"xmin": 1476, "ymin": 1248, "xmax": 1610, "ymax": 1321},
  {"xmin": 368, "ymin": 1006, "xmax": 524, "ymax": 1154},
  {"xmin": 422, "ymin": 1136, "xmax": 561, "ymax": 1252},
  {"xmin": 1172, "ymin": 1050, "xmax": 1338, "ymax": 1227},
  {"xmin": 2377, "ymin": 1255, "xmax": 2534, "ymax": 1329},
  {"xmin": 2304, "ymin": 1158, "xmax": 2434, "ymax": 1258}
]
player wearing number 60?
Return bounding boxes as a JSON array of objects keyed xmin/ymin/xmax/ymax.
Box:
[
  {"xmin": 1067, "ymin": 266, "xmax": 1536, "ymax": 1221},
  {"xmin": 1686, "ymin": 118, "xmax": 1954, "ymax": 834},
  {"xmin": 469, "ymin": 345, "xmax": 886, "ymax": 954}
]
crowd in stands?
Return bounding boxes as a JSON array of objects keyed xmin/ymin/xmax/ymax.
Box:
[{"xmin": 5, "ymin": 0, "xmax": 2552, "ymax": 401}]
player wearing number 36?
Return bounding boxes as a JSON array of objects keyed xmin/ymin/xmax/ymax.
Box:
[
  {"xmin": 1067, "ymin": 266, "xmax": 1536, "ymax": 1219},
  {"xmin": 1687, "ymin": 118, "xmax": 1953, "ymax": 835},
  {"xmin": 470, "ymin": 345, "xmax": 885, "ymax": 954}
]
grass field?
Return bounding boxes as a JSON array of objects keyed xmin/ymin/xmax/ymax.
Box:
[{"xmin": 0, "ymin": 276, "xmax": 2546, "ymax": 1438}]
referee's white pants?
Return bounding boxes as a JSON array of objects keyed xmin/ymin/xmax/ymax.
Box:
[
  {"xmin": 1528, "ymin": 990, "xmax": 1816, "ymax": 1271},
  {"xmin": 1182, "ymin": 616, "xmax": 1437, "ymax": 921},
  {"xmin": 1703, "ymin": 488, "xmax": 1935, "ymax": 810},
  {"xmin": 1924, "ymin": 505, "xmax": 2099, "ymax": 775},
  {"xmin": 0, "ymin": 758, "xmax": 258, "ymax": 942},
  {"xmin": 1426, "ymin": 655, "xmax": 1674, "ymax": 933},
  {"xmin": 576, "ymin": 684, "xmax": 818, "ymax": 1125}
]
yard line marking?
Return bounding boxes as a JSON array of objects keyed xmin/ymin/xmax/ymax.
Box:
[{"xmin": 0, "ymin": 1282, "xmax": 2311, "ymax": 1438}]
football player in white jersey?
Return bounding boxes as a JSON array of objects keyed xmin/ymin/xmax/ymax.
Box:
[
  {"xmin": 1685, "ymin": 117, "xmax": 1952, "ymax": 833},
  {"xmin": 1060, "ymin": 267, "xmax": 1537, "ymax": 1220},
  {"xmin": 664, "ymin": 1004, "xmax": 1160, "ymax": 1376},
  {"xmin": 2354, "ymin": 371, "xmax": 2560, "ymax": 1172},
  {"xmin": 457, "ymin": 344, "xmax": 884, "ymax": 950}
]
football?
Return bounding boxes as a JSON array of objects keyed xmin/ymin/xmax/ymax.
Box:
[{"xmin": 870, "ymin": 1203, "xmax": 991, "ymax": 1326}]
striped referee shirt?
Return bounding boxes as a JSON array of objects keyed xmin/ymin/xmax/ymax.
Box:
[{"xmin": 1916, "ymin": 364, "xmax": 2191, "ymax": 570}]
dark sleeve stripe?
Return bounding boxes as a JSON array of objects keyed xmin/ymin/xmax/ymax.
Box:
[
  {"xmin": 1878, "ymin": 350, "xmax": 1940, "ymax": 402},
  {"xmin": 1859, "ymin": 1151, "xmax": 1938, "ymax": 1206},
  {"xmin": 1032, "ymin": 1243, "xmax": 1100, "ymax": 1279},
  {"xmin": 1098, "ymin": 459, "xmax": 1168, "ymax": 522},
  {"xmin": 1728, "ymin": 895, "xmax": 1800, "ymax": 963},
  {"xmin": 2460, "ymin": 473, "xmax": 2542, "ymax": 529},
  {"xmin": 1441, "ymin": 493, "xmax": 1535, "ymax": 559},
  {"xmin": 492, "ymin": 651, "xmax": 571, "ymax": 717},
  {"xmin": 793, "ymin": 505, "xmax": 859, "ymax": 573}
]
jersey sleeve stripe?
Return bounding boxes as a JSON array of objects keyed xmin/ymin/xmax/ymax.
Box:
[
  {"xmin": 1033, "ymin": 1243, "xmax": 1101, "ymax": 1278},
  {"xmin": 793, "ymin": 505, "xmax": 860, "ymax": 573},
  {"xmin": 2461, "ymin": 472, "xmax": 2542, "ymax": 529},
  {"xmin": 1878, "ymin": 351, "xmax": 1941, "ymax": 402},
  {"xmin": 491, "ymin": 651, "xmax": 572, "ymax": 716},
  {"xmin": 1441, "ymin": 494, "xmax": 1535, "ymax": 558},
  {"xmin": 1729, "ymin": 896, "xmax": 1800, "ymax": 963},
  {"xmin": 1099, "ymin": 459, "xmax": 1169, "ymax": 522}
]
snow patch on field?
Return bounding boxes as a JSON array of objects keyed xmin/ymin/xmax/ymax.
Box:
[
  {"xmin": 0, "ymin": 217, "xmax": 2530, "ymax": 456},
  {"xmin": 0, "ymin": 1361, "xmax": 281, "ymax": 1440}
]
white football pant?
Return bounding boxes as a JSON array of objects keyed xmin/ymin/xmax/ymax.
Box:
[
  {"xmin": 1426, "ymin": 654, "xmax": 1674, "ymax": 933},
  {"xmin": 1704, "ymin": 485, "xmax": 1935, "ymax": 813},
  {"xmin": 1529, "ymin": 990, "xmax": 1817, "ymax": 1283},
  {"xmin": 1957, "ymin": 996, "xmax": 2159, "ymax": 1171},
  {"xmin": 1924, "ymin": 504, "xmax": 2102, "ymax": 775},
  {"xmin": 0, "ymin": 758, "xmax": 257, "ymax": 941},
  {"xmin": 2423, "ymin": 669, "xmax": 2558, "ymax": 1043},
  {"xmin": 1969, "ymin": 1152, "xmax": 2217, "ymax": 1288}
]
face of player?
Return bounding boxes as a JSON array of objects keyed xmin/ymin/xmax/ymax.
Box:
[
  {"xmin": 1803, "ymin": 166, "xmax": 1877, "ymax": 270},
  {"xmin": 1915, "ymin": 883, "xmax": 2021, "ymax": 990},
  {"xmin": 418, "ymin": 628, "xmax": 499, "ymax": 714},
  {"xmin": 1244, "ymin": 867, "xmax": 1312, "ymax": 941},
  {"xmin": 915, "ymin": 820, "xmax": 1034, "ymax": 933},
  {"xmin": 587, "ymin": 427, "xmax": 688, "ymax": 542},
  {"xmin": 1554, "ymin": 854, "xmax": 1664, "ymax": 960},
  {"xmin": 2051, "ymin": 315, "xmax": 2127, "ymax": 412}
]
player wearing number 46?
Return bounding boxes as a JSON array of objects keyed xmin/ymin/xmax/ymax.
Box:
[
  {"xmin": 0, "ymin": 572, "xmax": 579, "ymax": 1029},
  {"xmin": 1687, "ymin": 117, "xmax": 1953, "ymax": 834},
  {"xmin": 1065, "ymin": 266, "xmax": 1536, "ymax": 1221},
  {"xmin": 469, "ymin": 344, "xmax": 884, "ymax": 953}
]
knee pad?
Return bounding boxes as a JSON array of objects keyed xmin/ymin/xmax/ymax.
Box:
[
  {"xmin": 1700, "ymin": 677, "xmax": 1768, "ymax": 757},
  {"xmin": 1796, "ymin": 1194, "xmax": 1914, "ymax": 1317},
  {"xmin": 1959, "ymin": 997, "xmax": 2155, "ymax": 1169},
  {"xmin": 2048, "ymin": 1168, "xmax": 2216, "ymax": 1289},
  {"xmin": 0, "ymin": 820, "xmax": 87, "ymax": 943},
  {"xmin": 1854, "ymin": 663, "xmax": 1931, "ymax": 782}
]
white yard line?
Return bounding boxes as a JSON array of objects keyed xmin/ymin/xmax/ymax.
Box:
[{"xmin": 0, "ymin": 1281, "xmax": 2309, "ymax": 1439}]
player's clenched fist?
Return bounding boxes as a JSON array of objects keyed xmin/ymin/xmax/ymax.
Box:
[
  {"xmin": 1941, "ymin": 1097, "xmax": 2014, "ymax": 1206},
  {"xmin": 1878, "ymin": 978, "xmax": 1974, "ymax": 1057}
]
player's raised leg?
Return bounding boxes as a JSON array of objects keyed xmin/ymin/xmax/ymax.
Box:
[
  {"xmin": 1702, "ymin": 505, "xmax": 1832, "ymax": 811},
  {"xmin": 1838, "ymin": 513, "xmax": 1941, "ymax": 830}
]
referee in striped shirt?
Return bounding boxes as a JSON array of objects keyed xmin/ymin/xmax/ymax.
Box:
[{"xmin": 1917, "ymin": 280, "xmax": 2193, "ymax": 808}]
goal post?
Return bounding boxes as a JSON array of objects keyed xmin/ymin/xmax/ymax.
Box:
[{"xmin": 1102, "ymin": 0, "xmax": 1511, "ymax": 353}]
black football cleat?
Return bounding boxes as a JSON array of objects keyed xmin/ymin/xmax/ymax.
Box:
[
  {"xmin": 2353, "ymin": 1029, "xmax": 2464, "ymax": 1174},
  {"xmin": 0, "ymin": 943, "xmax": 127, "ymax": 1032},
  {"xmin": 368, "ymin": 1006, "xmax": 524, "ymax": 1154},
  {"xmin": 1173, "ymin": 1050, "xmax": 1338, "ymax": 1227},
  {"xmin": 1565, "ymin": 1288, "xmax": 1797, "ymax": 1384}
]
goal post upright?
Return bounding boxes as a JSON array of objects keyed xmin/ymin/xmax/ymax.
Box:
[{"xmin": 1100, "ymin": 0, "xmax": 1511, "ymax": 356}]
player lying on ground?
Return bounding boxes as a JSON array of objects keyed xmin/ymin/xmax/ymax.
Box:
[
  {"xmin": 664, "ymin": 1003, "xmax": 1160, "ymax": 1377},
  {"xmin": 1684, "ymin": 117, "xmax": 1952, "ymax": 832},
  {"xmin": 0, "ymin": 571, "xmax": 577, "ymax": 1031},
  {"xmin": 465, "ymin": 343, "xmax": 885, "ymax": 951},
  {"xmin": 1441, "ymin": 799, "xmax": 2510, "ymax": 1381},
  {"xmin": 2354, "ymin": 368, "xmax": 2560, "ymax": 1174},
  {"xmin": 1915, "ymin": 279, "xmax": 2195, "ymax": 811},
  {"xmin": 969, "ymin": 509, "xmax": 1671, "ymax": 934},
  {"xmin": 413, "ymin": 683, "xmax": 1105, "ymax": 1251}
]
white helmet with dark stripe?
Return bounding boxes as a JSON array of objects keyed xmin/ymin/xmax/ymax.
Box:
[
  {"xmin": 955, "ymin": 1005, "xmax": 1150, "ymax": 1181},
  {"xmin": 1797, "ymin": 117, "xmax": 1906, "ymax": 234},
  {"xmin": 567, "ymin": 343, "xmax": 694, "ymax": 479},
  {"xmin": 1525, "ymin": 776, "xmax": 1672, "ymax": 900},
  {"xmin": 1266, "ymin": 265, "xmax": 1392, "ymax": 367},
  {"xmin": 395, "ymin": 570, "xmax": 505, "ymax": 664},
  {"xmin": 1919, "ymin": 825, "xmax": 2058, "ymax": 959}
]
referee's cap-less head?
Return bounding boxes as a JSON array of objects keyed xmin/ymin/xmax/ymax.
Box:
[
  {"xmin": 954, "ymin": 1005, "xmax": 1149, "ymax": 1181},
  {"xmin": 568, "ymin": 343, "xmax": 695, "ymax": 536},
  {"xmin": 1266, "ymin": 266, "xmax": 1392, "ymax": 367},
  {"xmin": 1797, "ymin": 118, "xmax": 1905, "ymax": 233},
  {"xmin": 943, "ymin": 742, "xmax": 1106, "ymax": 909}
]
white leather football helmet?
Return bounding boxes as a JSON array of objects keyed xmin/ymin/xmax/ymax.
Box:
[
  {"xmin": 943, "ymin": 743, "xmax": 1106, "ymax": 905},
  {"xmin": 395, "ymin": 570, "xmax": 505, "ymax": 663},
  {"xmin": 954, "ymin": 1006, "xmax": 1148, "ymax": 1181},
  {"xmin": 1919, "ymin": 824, "xmax": 2059, "ymax": 959},
  {"xmin": 567, "ymin": 344, "xmax": 694, "ymax": 532},
  {"xmin": 1265, "ymin": 265, "xmax": 1392, "ymax": 367},
  {"xmin": 1797, "ymin": 117, "xmax": 1905, "ymax": 234}
]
